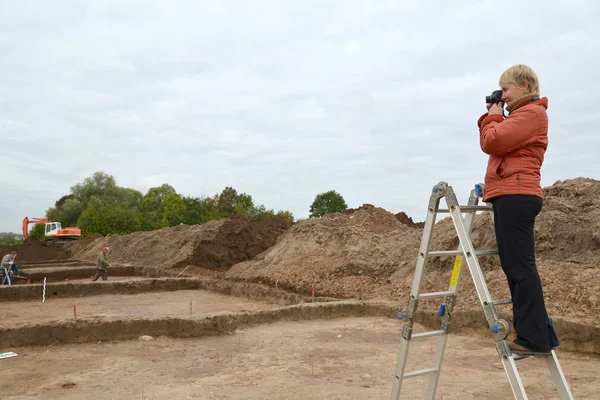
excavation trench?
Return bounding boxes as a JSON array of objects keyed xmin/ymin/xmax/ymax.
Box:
[
  {"xmin": 3, "ymin": 264, "xmax": 598, "ymax": 355},
  {"xmin": 0, "ymin": 277, "xmax": 333, "ymax": 304},
  {"xmin": 19, "ymin": 265, "xmax": 137, "ymax": 283},
  {"xmin": 0, "ymin": 291, "xmax": 597, "ymax": 355}
]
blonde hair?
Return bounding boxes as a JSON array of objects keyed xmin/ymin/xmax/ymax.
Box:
[{"xmin": 499, "ymin": 64, "xmax": 540, "ymax": 96}]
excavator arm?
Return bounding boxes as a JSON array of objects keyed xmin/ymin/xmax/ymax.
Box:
[{"xmin": 22, "ymin": 217, "xmax": 50, "ymax": 239}]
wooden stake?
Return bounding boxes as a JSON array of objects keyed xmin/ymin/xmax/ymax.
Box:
[{"xmin": 176, "ymin": 266, "xmax": 190, "ymax": 278}]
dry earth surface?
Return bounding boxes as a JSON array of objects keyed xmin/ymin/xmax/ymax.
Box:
[{"xmin": 2, "ymin": 318, "xmax": 598, "ymax": 400}]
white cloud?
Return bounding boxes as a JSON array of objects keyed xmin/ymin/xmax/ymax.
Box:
[{"xmin": 1, "ymin": 0, "xmax": 599, "ymax": 231}]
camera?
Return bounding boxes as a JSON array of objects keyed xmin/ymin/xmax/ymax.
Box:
[{"xmin": 486, "ymin": 90, "xmax": 503, "ymax": 104}]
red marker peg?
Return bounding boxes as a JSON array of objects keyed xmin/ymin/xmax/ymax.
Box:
[{"xmin": 73, "ymin": 305, "xmax": 77, "ymax": 320}]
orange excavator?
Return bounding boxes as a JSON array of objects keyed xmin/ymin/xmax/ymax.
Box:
[{"xmin": 22, "ymin": 217, "xmax": 81, "ymax": 242}]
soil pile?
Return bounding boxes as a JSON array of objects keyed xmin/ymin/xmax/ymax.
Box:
[
  {"xmin": 65, "ymin": 215, "xmax": 290, "ymax": 271},
  {"xmin": 226, "ymin": 204, "xmax": 423, "ymax": 298},
  {"xmin": 226, "ymin": 178, "xmax": 600, "ymax": 317},
  {"xmin": 0, "ymin": 236, "xmax": 69, "ymax": 262}
]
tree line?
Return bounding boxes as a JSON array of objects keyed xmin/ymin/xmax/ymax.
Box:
[
  {"xmin": 28, "ymin": 171, "xmax": 293, "ymax": 239},
  {"xmin": 22, "ymin": 171, "xmax": 350, "ymax": 240}
]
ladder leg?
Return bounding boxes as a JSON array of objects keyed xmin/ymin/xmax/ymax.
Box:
[
  {"xmin": 390, "ymin": 336, "xmax": 411, "ymax": 399},
  {"xmin": 546, "ymin": 351, "xmax": 574, "ymax": 399},
  {"xmin": 496, "ymin": 341, "xmax": 529, "ymax": 400},
  {"xmin": 425, "ymin": 187, "xmax": 481, "ymax": 399},
  {"xmin": 425, "ymin": 335, "xmax": 448, "ymax": 400},
  {"xmin": 390, "ymin": 188, "xmax": 442, "ymax": 400}
]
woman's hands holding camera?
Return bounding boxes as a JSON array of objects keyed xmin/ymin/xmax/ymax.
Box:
[
  {"xmin": 487, "ymin": 102, "xmax": 504, "ymax": 115},
  {"xmin": 486, "ymin": 90, "xmax": 505, "ymax": 116}
]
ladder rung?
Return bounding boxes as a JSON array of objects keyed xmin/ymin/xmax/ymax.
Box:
[
  {"xmin": 403, "ymin": 367, "xmax": 438, "ymax": 379},
  {"xmin": 412, "ymin": 330, "xmax": 445, "ymax": 340},
  {"xmin": 492, "ymin": 298, "xmax": 512, "ymax": 305},
  {"xmin": 419, "ymin": 291, "xmax": 453, "ymax": 299},
  {"xmin": 428, "ymin": 250, "xmax": 498, "ymax": 257},
  {"xmin": 437, "ymin": 205, "xmax": 492, "ymax": 213}
]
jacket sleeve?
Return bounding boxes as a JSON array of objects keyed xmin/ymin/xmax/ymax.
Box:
[
  {"xmin": 99, "ymin": 253, "xmax": 110, "ymax": 268},
  {"xmin": 480, "ymin": 107, "xmax": 543, "ymax": 156}
]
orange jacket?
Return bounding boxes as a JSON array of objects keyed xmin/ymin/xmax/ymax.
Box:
[{"xmin": 477, "ymin": 97, "xmax": 549, "ymax": 202}]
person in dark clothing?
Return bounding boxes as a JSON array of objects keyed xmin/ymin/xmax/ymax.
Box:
[
  {"xmin": 91, "ymin": 247, "xmax": 111, "ymax": 282},
  {"xmin": 1, "ymin": 251, "xmax": 20, "ymax": 285}
]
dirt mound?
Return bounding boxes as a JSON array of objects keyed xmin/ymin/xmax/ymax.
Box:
[
  {"xmin": 226, "ymin": 205, "xmax": 423, "ymax": 298},
  {"xmin": 536, "ymin": 177, "xmax": 600, "ymax": 262},
  {"xmin": 65, "ymin": 215, "xmax": 290, "ymax": 271},
  {"xmin": 227, "ymin": 178, "xmax": 600, "ymax": 309},
  {"xmin": 394, "ymin": 211, "xmax": 425, "ymax": 228},
  {"xmin": 0, "ymin": 236, "xmax": 69, "ymax": 263}
]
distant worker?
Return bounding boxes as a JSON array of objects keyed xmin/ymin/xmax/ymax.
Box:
[
  {"xmin": 1, "ymin": 251, "xmax": 20, "ymax": 285},
  {"xmin": 91, "ymin": 247, "xmax": 111, "ymax": 282}
]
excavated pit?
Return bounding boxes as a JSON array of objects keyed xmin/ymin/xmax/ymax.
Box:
[{"xmin": 1, "ymin": 275, "xmax": 599, "ymax": 355}]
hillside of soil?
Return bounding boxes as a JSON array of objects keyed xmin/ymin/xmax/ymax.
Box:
[
  {"xmin": 0, "ymin": 236, "xmax": 69, "ymax": 262},
  {"xmin": 226, "ymin": 204, "xmax": 423, "ymax": 298},
  {"xmin": 64, "ymin": 215, "xmax": 290, "ymax": 271},
  {"xmin": 226, "ymin": 177, "xmax": 600, "ymax": 321}
]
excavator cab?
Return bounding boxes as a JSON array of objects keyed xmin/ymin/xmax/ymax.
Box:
[{"xmin": 45, "ymin": 222, "xmax": 61, "ymax": 236}]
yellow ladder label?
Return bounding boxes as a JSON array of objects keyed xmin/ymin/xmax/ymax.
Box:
[{"xmin": 450, "ymin": 256, "xmax": 462, "ymax": 287}]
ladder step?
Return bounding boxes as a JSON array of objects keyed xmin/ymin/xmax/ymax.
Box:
[
  {"xmin": 403, "ymin": 367, "xmax": 438, "ymax": 379},
  {"xmin": 437, "ymin": 205, "xmax": 492, "ymax": 213},
  {"xmin": 428, "ymin": 250, "xmax": 498, "ymax": 257},
  {"xmin": 419, "ymin": 291, "xmax": 453, "ymax": 299},
  {"xmin": 492, "ymin": 298, "xmax": 512, "ymax": 305},
  {"xmin": 412, "ymin": 330, "xmax": 445, "ymax": 340}
]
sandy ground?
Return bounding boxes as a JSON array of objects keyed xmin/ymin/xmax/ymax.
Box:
[
  {"xmin": 2, "ymin": 317, "xmax": 597, "ymax": 400},
  {"xmin": 0, "ymin": 290, "xmax": 278, "ymax": 327}
]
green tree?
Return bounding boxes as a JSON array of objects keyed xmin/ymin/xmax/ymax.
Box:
[
  {"xmin": 141, "ymin": 184, "xmax": 177, "ymax": 228},
  {"xmin": 48, "ymin": 172, "xmax": 143, "ymax": 232},
  {"xmin": 181, "ymin": 196, "xmax": 206, "ymax": 225},
  {"xmin": 309, "ymin": 190, "xmax": 348, "ymax": 218},
  {"xmin": 77, "ymin": 204, "xmax": 142, "ymax": 237},
  {"xmin": 70, "ymin": 171, "xmax": 117, "ymax": 204},
  {"xmin": 30, "ymin": 224, "xmax": 46, "ymax": 240},
  {"xmin": 160, "ymin": 193, "xmax": 186, "ymax": 227},
  {"xmin": 201, "ymin": 195, "xmax": 221, "ymax": 222}
]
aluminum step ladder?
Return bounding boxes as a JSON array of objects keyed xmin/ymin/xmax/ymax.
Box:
[{"xmin": 390, "ymin": 181, "xmax": 573, "ymax": 400}]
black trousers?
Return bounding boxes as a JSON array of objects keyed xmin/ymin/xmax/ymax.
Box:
[
  {"xmin": 91, "ymin": 269, "xmax": 108, "ymax": 281},
  {"xmin": 491, "ymin": 194, "xmax": 559, "ymax": 352}
]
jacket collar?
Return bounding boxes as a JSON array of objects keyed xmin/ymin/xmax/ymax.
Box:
[{"xmin": 507, "ymin": 96, "xmax": 548, "ymax": 113}]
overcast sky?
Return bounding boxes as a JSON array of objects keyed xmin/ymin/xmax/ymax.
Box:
[{"xmin": 1, "ymin": 0, "xmax": 598, "ymax": 233}]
